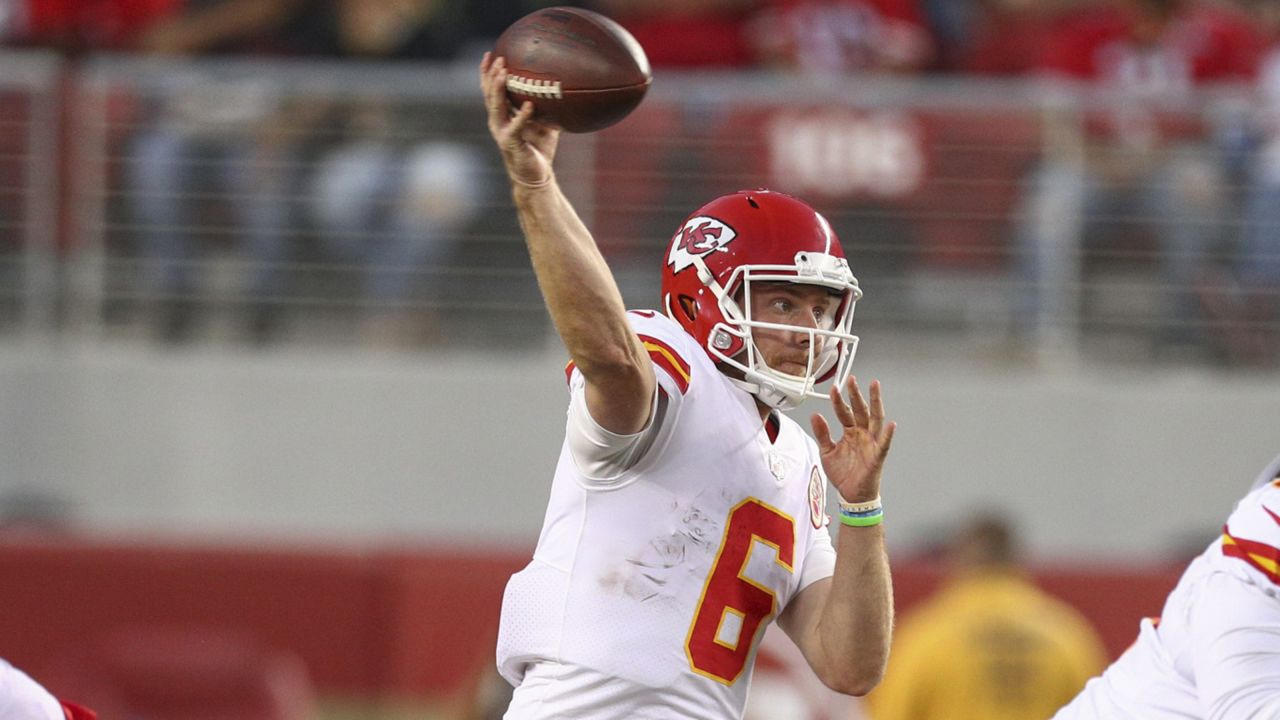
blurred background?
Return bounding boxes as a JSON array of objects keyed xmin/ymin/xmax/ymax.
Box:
[{"xmin": 1, "ymin": 0, "xmax": 1278, "ymax": 717}]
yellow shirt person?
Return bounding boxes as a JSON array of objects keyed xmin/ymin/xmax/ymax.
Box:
[{"xmin": 868, "ymin": 516, "xmax": 1106, "ymax": 720}]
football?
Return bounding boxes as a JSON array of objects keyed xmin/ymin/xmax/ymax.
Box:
[{"xmin": 494, "ymin": 6, "xmax": 652, "ymax": 134}]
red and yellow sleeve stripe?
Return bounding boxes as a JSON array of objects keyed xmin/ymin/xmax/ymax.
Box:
[
  {"xmin": 563, "ymin": 335, "xmax": 691, "ymax": 394},
  {"xmin": 637, "ymin": 334, "xmax": 691, "ymax": 393},
  {"xmin": 1222, "ymin": 526, "xmax": 1280, "ymax": 585}
]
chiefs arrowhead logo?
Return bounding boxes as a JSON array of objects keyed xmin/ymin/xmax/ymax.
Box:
[
  {"xmin": 809, "ymin": 466, "xmax": 827, "ymax": 529},
  {"xmin": 667, "ymin": 216, "xmax": 736, "ymax": 273}
]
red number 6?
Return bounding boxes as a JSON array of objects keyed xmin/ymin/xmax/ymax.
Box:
[{"xmin": 685, "ymin": 498, "xmax": 795, "ymax": 685}]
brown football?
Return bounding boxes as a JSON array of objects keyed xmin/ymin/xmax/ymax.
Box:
[{"xmin": 494, "ymin": 6, "xmax": 652, "ymax": 134}]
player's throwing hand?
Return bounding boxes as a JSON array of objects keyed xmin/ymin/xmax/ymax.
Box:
[
  {"xmin": 480, "ymin": 52, "xmax": 559, "ymax": 188},
  {"xmin": 811, "ymin": 377, "xmax": 896, "ymax": 504}
]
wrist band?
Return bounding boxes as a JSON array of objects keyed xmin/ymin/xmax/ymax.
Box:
[
  {"xmin": 839, "ymin": 496, "xmax": 881, "ymax": 514},
  {"xmin": 511, "ymin": 173, "xmax": 553, "ymax": 189},
  {"xmin": 838, "ymin": 508, "xmax": 884, "ymax": 527},
  {"xmin": 838, "ymin": 495, "xmax": 883, "ymax": 527}
]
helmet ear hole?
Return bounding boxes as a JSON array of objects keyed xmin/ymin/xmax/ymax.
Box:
[{"xmin": 678, "ymin": 295, "xmax": 698, "ymax": 322}]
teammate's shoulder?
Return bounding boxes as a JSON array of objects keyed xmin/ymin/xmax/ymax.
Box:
[{"xmin": 1221, "ymin": 479, "xmax": 1280, "ymax": 586}]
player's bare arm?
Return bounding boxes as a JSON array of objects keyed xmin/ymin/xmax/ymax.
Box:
[
  {"xmin": 780, "ymin": 376, "xmax": 895, "ymax": 695},
  {"xmin": 481, "ymin": 52, "xmax": 655, "ymax": 434}
]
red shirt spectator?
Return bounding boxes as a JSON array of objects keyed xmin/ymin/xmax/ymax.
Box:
[
  {"xmin": 593, "ymin": 0, "xmax": 758, "ymax": 68},
  {"xmin": 14, "ymin": 0, "xmax": 180, "ymax": 51},
  {"xmin": 960, "ymin": 0, "xmax": 1070, "ymax": 76},
  {"xmin": 1041, "ymin": 0, "xmax": 1261, "ymax": 92},
  {"xmin": 1038, "ymin": 0, "xmax": 1265, "ymax": 145},
  {"xmin": 748, "ymin": 0, "xmax": 935, "ymax": 73}
]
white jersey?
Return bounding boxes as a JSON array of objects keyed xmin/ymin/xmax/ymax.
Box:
[
  {"xmin": 497, "ymin": 311, "xmax": 838, "ymax": 720},
  {"xmin": 1052, "ymin": 457, "xmax": 1280, "ymax": 720},
  {"xmin": 0, "ymin": 658, "xmax": 65, "ymax": 720}
]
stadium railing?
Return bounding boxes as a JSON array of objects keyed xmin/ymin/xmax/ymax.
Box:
[{"xmin": 2, "ymin": 52, "xmax": 1272, "ymax": 368}]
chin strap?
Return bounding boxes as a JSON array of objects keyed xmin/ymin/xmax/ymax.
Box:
[{"xmin": 725, "ymin": 373, "xmax": 804, "ymax": 411}]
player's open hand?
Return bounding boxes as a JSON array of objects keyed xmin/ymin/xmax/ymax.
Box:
[
  {"xmin": 481, "ymin": 52, "xmax": 560, "ymax": 188},
  {"xmin": 810, "ymin": 377, "xmax": 896, "ymax": 504}
]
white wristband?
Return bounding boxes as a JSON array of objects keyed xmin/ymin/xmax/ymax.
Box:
[{"xmin": 839, "ymin": 496, "xmax": 882, "ymax": 514}]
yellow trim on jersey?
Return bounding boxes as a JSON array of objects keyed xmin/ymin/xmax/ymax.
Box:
[{"xmin": 642, "ymin": 341, "xmax": 691, "ymax": 384}]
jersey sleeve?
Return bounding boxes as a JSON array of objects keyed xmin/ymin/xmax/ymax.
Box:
[
  {"xmin": 565, "ymin": 372, "xmax": 670, "ymax": 487},
  {"xmin": 798, "ymin": 526, "xmax": 837, "ymax": 593},
  {"xmin": 562, "ymin": 310, "xmax": 696, "ymax": 488}
]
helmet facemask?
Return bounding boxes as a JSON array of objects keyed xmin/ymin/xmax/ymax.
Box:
[{"xmin": 694, "ymin": 251, "xmax": 861, "ymax": 410}]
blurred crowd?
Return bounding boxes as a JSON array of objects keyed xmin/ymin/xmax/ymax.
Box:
[
  {"xmin": 0, "ymin": 0, "xmax": 1277, "ymax": 364},
  {"xmin": 0, "ymin": 0, "xmax": 1266, "ymax": 75}
]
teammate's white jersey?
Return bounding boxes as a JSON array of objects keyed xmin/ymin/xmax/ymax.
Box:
[
  {"xmin": 0, "ymin": 658, "xmax": 65, "ymax": 720},
  {"xmin": 1052, "ymin": 457, "xmax": 1280, "ymax": 720},
  {"xmin": 497, "ymin": 311, "xmax": 838, "ymax": 720}
]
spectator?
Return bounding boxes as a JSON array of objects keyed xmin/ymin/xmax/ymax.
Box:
[
  {"xmin": 1197, "ymin": 0, "xmax": 1280, "ymax": 367},
  {"xmin": 593, "ymin": 0, "xmax": 760, "ymax": 69},
  {"xmin": 0, "ymin": 0, "xmax": 180, "ymax": 53},
  {"xmin": 124, "ymin": 80, "xmax": 307, "ymax": 343},
  {"xmin": 138, "ymin": 0, "xmax": 468, "ymax": 59},
  {"xmin": 867, "ymin": 514, "xmax": 1107, "ymax": 720},
  {"xmin": 1009, "ymin": 0, "xmax": 1264, "ymax": 360},
  {"xmin": 124, "ymin": 0, "xmax": 475, "ymax": 344},
  {"xmin": 747, "ymin": 0, "xmax": 936, "ymax": 74},
  {"xmin": 306, "ymin": 98, "xmax": 485, "ymax": 344},
  {"xmin": 933, "ymin": 0, "xmax": 1076, "ymax": 75}
]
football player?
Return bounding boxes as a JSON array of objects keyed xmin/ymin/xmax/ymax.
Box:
[
  {"xmin": 481, "ymin": 53, "xmax": 897, "ymax": 719},
  {"xmin": 1051, "ymin": 454, "xmax": 1280, "ymax": 719}
]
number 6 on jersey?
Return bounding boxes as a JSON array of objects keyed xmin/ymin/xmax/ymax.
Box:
[{"xmin": 685, "ymin": 499, "xmax": 796, "ymax": 684}]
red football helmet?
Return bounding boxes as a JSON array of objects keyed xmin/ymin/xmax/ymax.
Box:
[{"xmin": 660, "ymin": 189, "xmax": 862, "ymax": 409}]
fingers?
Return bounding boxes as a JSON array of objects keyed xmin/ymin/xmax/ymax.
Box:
[
  {"xmin": 879, "ymin": 421, "xmax": 897, "ymax": 460},
  {"xmin": 482, "ymin": 56, "xmax": 511, "ymax": 130},
  {"xmin": 845, "ymin": 376, "xmax": 870, "ymax": 429},
  {"xmin": 868, "ymin": 379, "xmax": 885, "ymax": 434},
  {"xmin": 508, "ymin": 100, "xmax": 536, "ymax": 141},
  {"xmin": 810, "ymin": 413, "xmax": 834, "ymax": 453},
  {"xmin": 830, "ymin": 376, "xmax": 891, "ymax": 439},
  {"xmin": 830, "ymin": 382, "xmax": 858, "ymax": 429}
]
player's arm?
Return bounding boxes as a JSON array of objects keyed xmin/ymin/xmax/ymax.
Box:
[
  {"xmin": 778, "ymin": 377, "xmax": 895, "ymax": 696},
  {"xmin": 481, "ymin": 53, "xmax": 654, "ymax": 434}
]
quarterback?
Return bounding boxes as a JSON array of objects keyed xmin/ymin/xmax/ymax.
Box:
[
  {"xmin": 481, "ymin": 53, "xmax": 896, "ymax": 720},
  {"xmin": 1052, "ymin": 454, "xmax": 1280, "ymax": 720}
]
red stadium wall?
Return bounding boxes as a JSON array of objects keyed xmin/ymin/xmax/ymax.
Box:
[{"xmin": 0, "ymin": 536, "xmax": 1180, "ymax": 703}]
